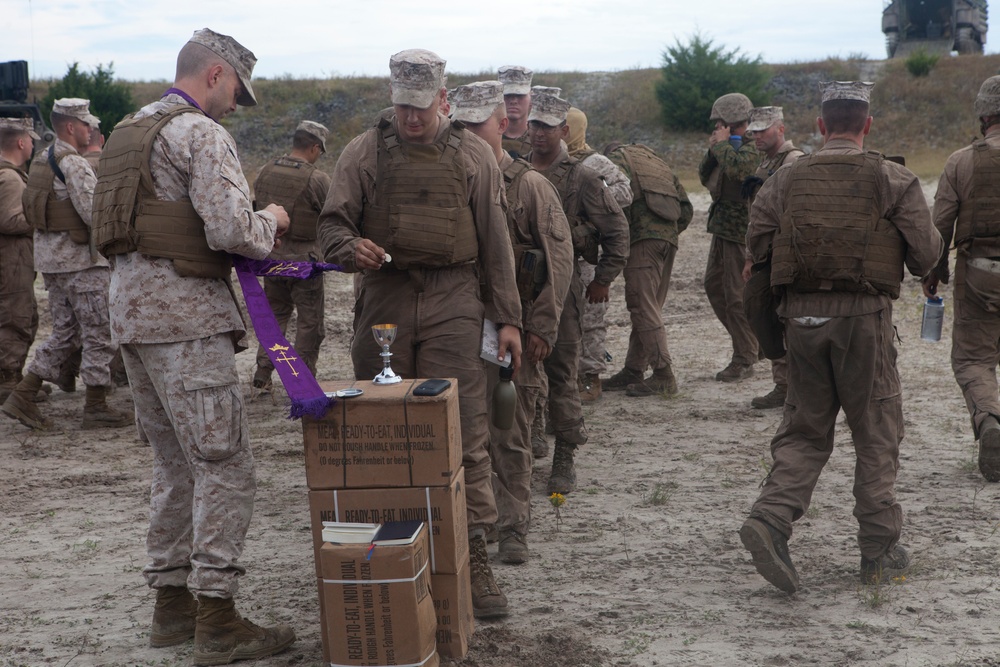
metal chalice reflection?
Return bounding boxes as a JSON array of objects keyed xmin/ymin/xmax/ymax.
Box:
[{"xmin": 371, "ymin": 324, "xmax": 402, "ymax": 384}]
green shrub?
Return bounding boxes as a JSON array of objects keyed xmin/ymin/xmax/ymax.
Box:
[
  {"xmin": 41, "ymin": 63, "xmax": 135, "ymax": 131},
  {"xmin": 905, "ymin": 50, "xmax": 940, "ymax": 77},
  {"xmin": 655, "ymin": 33, "xmax": 769, "ymax": 132}
]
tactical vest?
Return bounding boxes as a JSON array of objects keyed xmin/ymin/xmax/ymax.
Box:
[
  {"xmin": 92, "ymin": 105, "xmax": 232, "ymax": 279},
  {"xmin": 613, "ymin": 144, "xmax": 682, "ymax": 222},
  {"xmin": 771, "ymin": 152, "xmax": 904, "ymax": 298},
  {"xmin": 254, "ymin": 157, "xmax": 319, "ymax": 242},
  {"xmin": 361, "ymin": 118, "xmax": 478, "ymax": 270},
  {"xmin": 955, "ymin": 140, "xmax": 1000, "ymax": 247},
  {"xmin": 22, "ymin": 146, "xmax": 90, "ymax": 244},
  {"xmin": 503, "ymin": 158, "xmax": 546, "ymax": 301},
  {"xmin": 502, "ymin": 132, "xmax": 532, "ymax": 159},
  {"xmin": 539, "ymin": 156, "xmax": 600, "ymax": 265}
]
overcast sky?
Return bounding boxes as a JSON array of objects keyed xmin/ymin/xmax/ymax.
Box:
[{"xmin": 4, "ymin": 0, "xmax": 984, "ymax": 82}]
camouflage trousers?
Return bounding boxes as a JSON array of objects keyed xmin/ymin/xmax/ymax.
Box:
[
  {"xmin": 122, "ymin": 334, "xmax": 255, "ymax": 598},
  {"xmin": 544, "ymin": 268, "xmax": 587, "ymax": 445},
  {"xmin": 704, "ymin": 235, "xmax": 759, "ymax": 365},
  {"xmin": 351, "ymin": 264, "xmax": 497, "ymax": 531},
  {"xmin": 0, "ymin": 236, "xmax": 38, "ymax": 373},
  {"xmin": 577, "ymin": 259, "xmax": 608, "ymax": 376},
  {"xmin": 749, "ymin": 311, "xmax": 903, "ymax": 560},
  {"xmin": 951, "ymin": 263, "xmax": 1000, "ymax": 437},
  {"xmin": 27, "ymin": 267, "xmax": 115, "ymax": 387},
  {"xmin": 623, "ymin": 239, "xmax": 676, "ymax": 373},
  {"xmin": 255, "ymin": 274, "xmax": 326, "ymax": 375}
]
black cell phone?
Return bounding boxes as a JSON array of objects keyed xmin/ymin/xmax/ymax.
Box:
[{"xmin": 413, "ymin": 379, "xmax": 451, "ymax": 396}]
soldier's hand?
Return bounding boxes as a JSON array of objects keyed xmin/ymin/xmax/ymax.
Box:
[
  {"xmin": 497, "ymin": 324, "xmax": 523, "ymax": 374},
  {"xmin": 742, "ymin": 257, "xmax": 753, "ymax": 283},
  {"xmin": 355, "ymin": 239, "xmax": 386, "ymax": 271},
  {"xmin": 586, "ymin": 281, "xmax": 610, "ymax": 304},
  {"xmin": 525, "ymin": 332, "xmax": 551, "ymax": 364},
  {"xmin": 710, "ymin": 124, "xmax": 729, "ymax": 146},
  {"xmin": 922, "ymin": 273, "xmax": 940, "ymax": 298},
  {"xmin": 264, "ymin": 204, "xmax": 290, "ymax": 237}
]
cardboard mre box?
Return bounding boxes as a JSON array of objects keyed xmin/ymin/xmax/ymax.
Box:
[
  {"xmin": 320, "ymin": 525, "xmax": 438, "ymax": 667},
  {"xmin": 309, "ymin": 468, "xmax": 469, "ymax": 578},
  {"xmin": 431, "ymin": 560, "xmax": 474, "ymax": 660},
  {"xmin": 304, "ymin": 379, "xmax": 461, "ymax": 490}
]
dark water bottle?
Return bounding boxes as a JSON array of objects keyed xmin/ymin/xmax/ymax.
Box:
[
  {"xmin": 921, "ymin": 296, "xmax": 944, "ymax": 342},
  {"xmin": 491, "ymin": 365, "xmax": 517, "ymax": 430}
]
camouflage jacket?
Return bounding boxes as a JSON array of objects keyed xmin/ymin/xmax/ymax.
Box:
[
  {"xmin": 698, "ymin": 138, "xmax": 758, "ymax": 243},
  {"xmin": 607, "ymin": 149, "xmax": 693, "ymax": 247}
]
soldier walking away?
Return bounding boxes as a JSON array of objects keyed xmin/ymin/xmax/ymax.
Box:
[
  {"xmin": 0, "ymin": 117, "xmax": 41, "ymax": 403},
  {"xmin": 739, "ymin": 81, "xmax": 943, "ymax": 592},
  {"xmin": 923, "ymin": 75, "xmax": 1000, "ymax": 483},
  {"xmin": 699, "ymin": 93, "xmax": 760, "ymax": 382},
  {"xmin": 565, "ymin": 107, "xmax": 633, "ymax": 402},
  {"xmin": 499, "ymin": 65, "xmax": 533, "ymax": 158},
  {"xmin": 91, "ymin": 28, "xmax": 295, "ymax": 663},
  {"xmin": 453, "ymin": 81, "xmax": 574, "ymax": 566},
  {"xmin": 526, "ymin": 92, "xmax": 629, "ymax": 495},
  {"xmin": 2, "ymin": 98, "xmax": 130, "ymax": 431},
  {"xmin": 602, "ymin": 141, "xmax": 693, "ymax": 397},
  {"xmin": 742, "ymin": 106, "xmax": 804, "ymax": 409},
  {"xmin": 317, "ymin": 49, "xmax": 523, "ymax": 620},
  {"xmin": 251, "ymin": 120, "xmax": 332, "ymax": 392}
]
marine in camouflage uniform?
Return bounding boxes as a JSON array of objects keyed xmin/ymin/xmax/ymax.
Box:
[
  {"xmin": 318, "ymin": 50, "xmax": 522, "ymax": 620},
  {"xmin": 0, "ymin": 118, "xmax": 40, "ymax": 402},
  {"xmin": 743, "ymin": 106, "xmax": 804, "ymax": 409},
  {"xmin": 923, "ymin": 75, "xmax": 1000, "ymax": 483},
  {"xmin": 92, "ymin": 29, "xmax": 296, "ymax": 661},
  {"xmin": 499, "ymin": 66, "xmax": 533, "ymax": 158},
  {"xmin": 740, "ymin": 81, "xmax": 943, "ymax": 593},
  {"xmin": 603, "ymin": 142, "xmax": 693, "ymax": 397},
  {"xmin": 1, "ymin": 98, "xmax": 129, "ymax": 431},
  {"xmin": 453, "ymin": 81, "xmax": 574, "ymax": 565},
  {"xmin": 698, "ymin": 93, "xmax": 760, "ymax": 382},
  {"xmin": 252, "ymin": 120, "xmax": 332, "ymax": 390},
  {"xmin": 566, "ymin": 107, "xmax": 633, "ymax": 402}
]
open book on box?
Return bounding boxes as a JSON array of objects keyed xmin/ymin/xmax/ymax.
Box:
[{"xmin": 321, "ymin": 520, "xmax": 424, "ymax": 546}]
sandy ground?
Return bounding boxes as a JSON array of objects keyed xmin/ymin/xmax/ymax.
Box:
[{"xmin": 3, "ymin": 186, "xmax": 1000, "ymax": 667}]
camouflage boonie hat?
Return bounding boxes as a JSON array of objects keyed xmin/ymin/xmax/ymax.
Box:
[
  {"xmin": 498, "ymin": 65, "xmax": 533, "ymax": 95},
  {"xmin": 975, "ymin": 75, "xmax": 1000, "ymax": 117},
  {"xmin": 0, "ymin": 117, "xmax": 40, "ymax": 140},
  {"xmin": 820, "ymin": 81, "xmax": 874, "ymax": 104},
  {"xmin": 531, "ymin": 86, "xmax": 562, "ymax": 97},
  {"xmin": 709, "ymin": 93, "xmax": 752, "ymax": 124},
  {"xmin": 296, "ymin": 120, "xmax": 329, "ymax": 152},
  {"xmin": 389, "ymin": 49, "xmax": 446, "ymax": 110},
  {"xmin": 188, "ymin": 28, "xmax": 258, "ymax": 107},
  {"xmin": 747, "ymin": 106, "xmax": 784, "ymax": 132},
  {"xmin": 451, "ymin": 81, "xmax": 504, "ymax": 124},
  {"xmin": 528, "ymin": 93, "xmax": 571, "ymax": 126},
  {"xmin": 52, "ymin": 98, "xmax": 100, "ymax": 127}
]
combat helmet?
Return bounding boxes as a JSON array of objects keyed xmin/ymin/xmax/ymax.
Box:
[
  {"xmin": 975, "ymin": 75, "xmax": 1000, "ymax": 118},
  {"xmin": 709, "ymin": 93, "xmax": 752, "ymax": 125}
]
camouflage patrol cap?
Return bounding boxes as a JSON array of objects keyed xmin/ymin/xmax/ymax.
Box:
[
  {"xmin": 974, "ymin": 75, "xmax": 1000, "ymax": 117},
  {"xmin": 498, "ymin": 65, "xmax": 533, "ymax": 95},
  {"xmin": 451, "ymin": 81, "xmax": 504, "ymax": 124},
  {"xmin": 296, "ymin": 120, "xmax": 329, "ymax": 152},
  {"xmin": 389, "ymin": 49, "xmax": 446, "ymax": 110},
  {"xmin": 531, "ymin": 86, "xmax": 562, "ymax": 97},
  {"xmin": 0, "ymin": 117, "xmax": 40, "ymax": 140},
  {"xmin": 709, "ymin": 93, "xmax": 752, "ymax": 124},
  {"xmin": 820, "ymin": 81, "xmax": 874, "ymax": 104},
  {"xmin": 52, "ymin": 98, "xmax": 100, "ymax": 127},
  {"xmin": 528, "ymin": 93, "xmax": 571, "ymax": 126},
  {"xmin": 747, "ymin": 106, "xmax": 784, "ymax": 132},
  {"xmin": 188, "ymin": 28, "xmax": 258, "ymax": 107}
]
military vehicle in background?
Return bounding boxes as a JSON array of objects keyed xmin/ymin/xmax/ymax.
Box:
[
  {"xmin": 0, "ymin": 60, "xmax": 54, "ymax": 144},
  {"xmin": 882, "ymin": 0, "xmax": 988, "ymax": 58}
]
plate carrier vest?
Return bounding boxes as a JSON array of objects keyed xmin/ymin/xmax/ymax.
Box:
[
  {"xmin": 613, "ymin": 144, "xmax": 682, "ymax": 222},
  {"xmin": 254, "ymin": 157, "xmax": 318, "ymax": 242},
  {"xmin": 23, "ymin": 146, "xmax": 90, "ymax": 244},
  {"xmin": 539, "ymin": 156, "xmax": 600, "ymax": 265},
  {"xmin": 955, "ymin": 140, "xmax": 1000, "ymax": 248}
]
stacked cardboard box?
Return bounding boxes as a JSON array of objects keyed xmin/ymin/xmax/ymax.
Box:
[{"xmin": 304, "ymin": 379, "xmax": 475, "ymax": 662}]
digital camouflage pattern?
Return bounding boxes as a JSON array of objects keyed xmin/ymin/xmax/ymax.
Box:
[
  {"xmin": 698, "ymin": 139, "xmax": 759, "ymax": 243},
  {"xmin": 607, "ymin": 147, "xmax": 694, "ymax": 247}
]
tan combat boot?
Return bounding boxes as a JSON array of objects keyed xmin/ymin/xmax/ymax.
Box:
[
  {"xmin": 150, "ymin": 585, "xmax": 198, "ymax": 647},
  {"xmin": 82, "ymin": 385, "xmax": 133, "ymax": 429},
  {"xmin": 547, "ymin": 441, "xmax": 577, "ymax": 494},
  {"xmin": 469, "ymin": 534, "xmax": 509, "ymax": 619},
  {"xmin": 193, "ymin": 596, "xmax": 295, "ymax": 666},
  {"xmin": 603, "ymin": 366, "xmax": 644, "ymax": 392},
  {"xmin": 1, "ymin": 372, "xmax": 51, "ymax": 430},
  {"xmin": 498, "ymin": 527, "xmax": 529, "ymax": 565},
  {"xmin": 625, "ymin": 365, "xmax": 678, "ymax": 397},
  {"xmin": 578, "ymin": 373, "xmax": 602, "ymax": 402}
]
